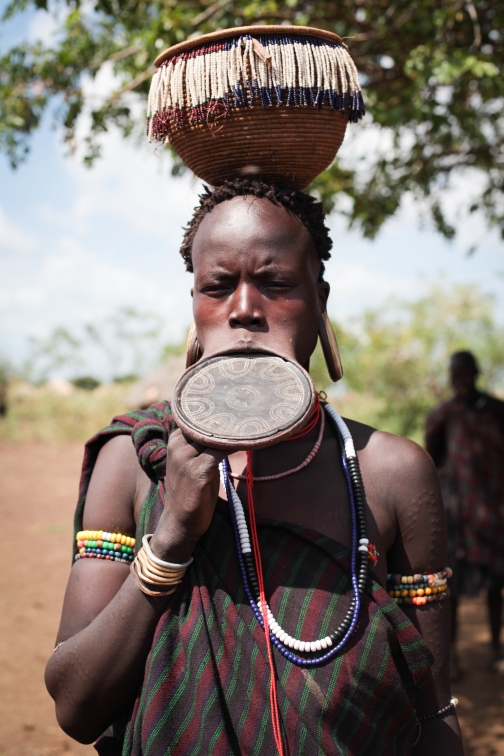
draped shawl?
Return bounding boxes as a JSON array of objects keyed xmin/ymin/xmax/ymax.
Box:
[{"xmin": 74, "ymin": 401, "xmax": 433, "ymax": 756}]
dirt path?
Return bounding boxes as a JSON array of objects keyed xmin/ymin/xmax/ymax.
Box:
[
  {"xmin": 452, "ymin": 597, "xmax": 504, "ymax": 755},
  {"xmin": 0, "ymin": 441, "xmax": 502, "ymax": 755},
  {"xmin": 0, "ymin": 442, "xmax": 93, "ymax": 756}
]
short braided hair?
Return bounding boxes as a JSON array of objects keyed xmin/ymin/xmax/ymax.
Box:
[{"xmin": 179, "ymin": 178, "xmax": 332, "ymax": 276}]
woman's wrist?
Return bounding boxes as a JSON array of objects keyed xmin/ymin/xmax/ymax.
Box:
[{"xmin": 149, "ymin": 524, "xmax": 199, "ymax": 564}]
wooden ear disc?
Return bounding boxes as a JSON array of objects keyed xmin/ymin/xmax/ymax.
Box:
[
  {"xmin": 171, "ymin": 352, "xmax": 316, "ymax": 451},
  {"xmin": 319, "ymin": 312, "xmax": 343, "ymax": 382}
]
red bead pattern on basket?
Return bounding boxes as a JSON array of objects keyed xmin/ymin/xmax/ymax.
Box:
[{"xmin": 147, "ymin": 33, "xmax": 364, "ymax": 141}]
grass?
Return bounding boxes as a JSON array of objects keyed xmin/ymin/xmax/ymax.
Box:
[
  {"xmin": 0, "ymin": 379, "xmax": 425, "ymax": 446},
  {"xmin": 0, "ymin": 381, "xmax": 132, "ymax": 443}
]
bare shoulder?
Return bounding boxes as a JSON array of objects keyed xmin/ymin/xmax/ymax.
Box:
[
  {"xmin": 83, "ymin": 434, "xmax": 149, "ymax": 534},
  {"xmin": 343, "ymin": 417, "xmax": 446, "ymax": 569},
  {"xmin": 345, "ymin": 417, "xmax": 438, "ymax": 490}
]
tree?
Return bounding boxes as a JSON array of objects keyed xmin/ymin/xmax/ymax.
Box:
[
  {"xmin": 311, "ymin": 282, "xmax": 504, "ymax": 441},
  {"xmin": 23, "ymin": 326, "xmax": 83, "ymax": 383},
  {"xmin": 1, "ymin": 0, "xmax": 503, "ymax": 242},
  {"xmin": 23, "ymin": 307, "xmax": 164, "ymax": 383}
]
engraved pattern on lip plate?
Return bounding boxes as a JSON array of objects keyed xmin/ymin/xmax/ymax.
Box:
[
  {"xmin": 225, "ymin": 385, "xmax": 260, "ymax": 410},
  {"xmin": 177, "ymin": 354, "xmax": 309, "ymax": 439}
]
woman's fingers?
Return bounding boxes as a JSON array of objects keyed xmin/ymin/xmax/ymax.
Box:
[{"xmin": 173, "ymin": 428, "xmax": 227, "ymax": 464}]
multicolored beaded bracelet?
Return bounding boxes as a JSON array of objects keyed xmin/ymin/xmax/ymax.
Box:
[
  {"xmin": 75, "ymin": 552, "xmax": 132, "ymax": 565},
  {"xmin": 387, "ymin": 568, "xmax": 452, "ymax": 587},
  {"xmin": 387, "ymin": 568, "xmax": 452, "ymax": 606},
  {"xmin": 75, "ymin": 530, "xmax": 136, "ymax": 565},
  {"xmin": 390, "ymin": 588, "xmax": 450, "ymax": 606}
]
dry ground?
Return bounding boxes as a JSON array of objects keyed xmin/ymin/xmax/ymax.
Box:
[{"xmin": 0, "ymin": 442, "xmax": 502, "ymax": 756}]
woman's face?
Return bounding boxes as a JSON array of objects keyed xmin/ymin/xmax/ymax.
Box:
[{"xmin": 191, "ymin": 196, "xmax": 328, "ymax": 366}]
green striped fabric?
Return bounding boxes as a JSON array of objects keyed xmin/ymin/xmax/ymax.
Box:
[{"xmin": 73, "ymin": 403, "xmax": 433, "ymax": 756}]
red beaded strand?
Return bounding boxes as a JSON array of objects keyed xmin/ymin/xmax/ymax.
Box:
[
  {"xmin": 230, "ymin": 398, "xmax": 323, "ymax": 483},
  {"xmin": 246, "ymin": 451, "xmax": 285, "ymax": 756}
]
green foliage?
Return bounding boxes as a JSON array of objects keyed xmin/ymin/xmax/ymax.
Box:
[
  {"xmin": 23, "ymin": 307, "xmax": 165, "ymax": 382},
  {"xmin": 71, "ymin": 375, "xmax": 101, "ymax": 390},
  {"xmin": 24, "ymin": 326, "xmax": 83, "ymax": 383},
  {"xmin": 1, "ymin": 1, "xmax": 503, "ymax": 240},
  {"xmin": 318, "ymin": 283, "xmax": 504, "ymax": 442},
  {"xmin": 160, "ymin": 336, "xmax": 187, "ymax": 360},
  {"xmin": 113, "ymin": 372, "xmax": 139, "ymax": 383}
]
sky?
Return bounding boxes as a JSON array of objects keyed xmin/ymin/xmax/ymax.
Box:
[{"xmin": 1, "ymin": 6, "xmax": 503, "ymax": 379}]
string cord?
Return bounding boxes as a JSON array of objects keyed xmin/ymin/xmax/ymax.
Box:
[
  {"xmin": 229, "ymin": 398, "xmax": 323, "ymax": 483},
  {"xmin": 246, "ymin": 450, "xmax": 285, "ymax": 756}
]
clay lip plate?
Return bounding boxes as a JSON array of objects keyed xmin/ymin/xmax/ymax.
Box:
[{"xmin": 171, "ymin": 353, "xmax": 314, "ymax": 448}]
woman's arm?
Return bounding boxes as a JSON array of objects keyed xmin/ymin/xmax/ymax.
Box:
[
  {"xmin": 383, "ymin": 438, "xmax": 463, "ymax": 756},
  {"xmin": 45, "ymin": 430, "xmax": 225, "ymax": 743}
]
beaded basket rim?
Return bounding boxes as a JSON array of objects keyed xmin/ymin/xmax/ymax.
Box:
[{"xmin": 154, "ymin": 25, "xmax": 345, "ymax": 67}]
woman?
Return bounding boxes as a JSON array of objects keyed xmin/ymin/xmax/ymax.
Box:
[{"xmin": 46, "ymin": 179, "xmax": 462, "ymax": 755}]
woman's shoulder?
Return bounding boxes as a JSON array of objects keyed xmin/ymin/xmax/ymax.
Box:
[
  {"xmin": 80, "ymin": 401, "xmax": 173, "ymax": 535},
  {"xmin": 343, "ymin": 416, "xmax": 440, "ymax": 509}
]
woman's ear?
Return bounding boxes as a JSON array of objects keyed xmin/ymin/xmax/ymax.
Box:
[
  {"xmin": 317, "ymin": 280, "xmax": 330, "ymax": 314},
  {"xmin": 318, "ymin": 312, "xmax": 343, "ymax": 382}
]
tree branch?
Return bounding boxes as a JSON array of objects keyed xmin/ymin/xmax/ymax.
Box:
[
  {"xmin": 190, "ymin": 0, "xmax": 233, "ymax": 27},
  {"xmin": 109, "ymin": 67, "xmax": 155, "ymax": 102},
  {"xmin": 465, "ymin": 1, "xmax": 482, "ymax": 49},
  {"xmin": 106, "ymin": 45, "xmax": 141, "ymax": 63}
]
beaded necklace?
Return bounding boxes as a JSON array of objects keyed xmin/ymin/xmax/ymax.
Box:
[
  {"xmin": 229, "ymin": 398, "xmax": 325, "ymax": 482},
  {"xmin": 220, "ymin": 403, "xmax": 370, "ymax": 756},
  {"xmin": 221, "ymin": 403, "xmax": 369, "ymax": 665}
]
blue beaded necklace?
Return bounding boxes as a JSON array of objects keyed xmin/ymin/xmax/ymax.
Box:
[{"xmin": 220, "ymin": 403, "xmax": 370, "ymax": 667}]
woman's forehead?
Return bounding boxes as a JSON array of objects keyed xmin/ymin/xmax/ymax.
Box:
[{"xmin": 191, "ymin": 196, "xmax": 317, "ymax": 270}]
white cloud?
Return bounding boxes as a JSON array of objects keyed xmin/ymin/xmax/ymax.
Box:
[
  {"xmin": 0, "ymin": 206, "xmax": 37, "ymax": 254},
  {"xmin": 37, "ymin": 125, "xmax": 203, "ymax": 242},
  {"xmin": 0, "ymin": 238, "xmax": 192, "ymax": 338},
  {"xmin": 325, "ymin": 259, "xmax": 413, "ymax": 321},
  {"xmin": 27, "ymin": 8, "xmax": 61, "ymax": 44}
]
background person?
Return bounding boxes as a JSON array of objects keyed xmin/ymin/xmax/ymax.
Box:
[{"xmin": 425, "ymin": 351, "xmax": 504, "ymax": 674}]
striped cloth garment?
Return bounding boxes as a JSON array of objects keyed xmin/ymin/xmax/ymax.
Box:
[{"xmin": 74, "ymin": 402, "xmax": 433, "ymax": 756}]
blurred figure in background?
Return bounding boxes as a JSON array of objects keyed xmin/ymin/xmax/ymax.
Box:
[{"xmin": 425, "ymin": 351, "xmax": 504, "ymax": 677}]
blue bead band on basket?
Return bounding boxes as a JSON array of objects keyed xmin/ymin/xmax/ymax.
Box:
[
  {"xmin": 145, "ymin": 26, "xmax": 366, "ymax": 189},
  {"xmin": 147, "ymin": 32, "xmax": 365, "ymax": 141}
]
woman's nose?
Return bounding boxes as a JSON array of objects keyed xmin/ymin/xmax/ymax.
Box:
[{"xmin": 228, "ymin": 284, "xmax": 266, "ymax": 329}]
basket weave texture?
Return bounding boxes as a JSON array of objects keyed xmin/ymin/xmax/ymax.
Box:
[
  {"xmin": 148, "ymin": 26, "xmax": 361, "ymax": 188},
  {"xmin": 169, "ymin": 106, "xmax": 347, "ymax": 189}
]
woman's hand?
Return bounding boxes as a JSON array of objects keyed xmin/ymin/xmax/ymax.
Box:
[{"xmin": 150, "ymin": 428, "xmax": 227, "ymax": 563}]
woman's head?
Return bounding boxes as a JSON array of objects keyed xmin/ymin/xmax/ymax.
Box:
[
  {"xmin": 181, "ymin": 179, "xmax": 333, "ymax": 365},
  {"xmin": 180, "ymin": 178, "xmax": 332, "ymax": 275}
]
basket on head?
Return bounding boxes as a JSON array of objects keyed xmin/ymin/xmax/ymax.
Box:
[{"xmin": 147, "ymin": 26, "xmax": 364, "ymax": 189}]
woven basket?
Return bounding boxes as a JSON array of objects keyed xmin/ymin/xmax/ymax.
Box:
[
  {"xmin": 168, "ymin": 106, "xmax": 347, "ymax": 189},
  {"xmin": 148, "ymin": 26, "xmax": 362, "ymax": 189}
]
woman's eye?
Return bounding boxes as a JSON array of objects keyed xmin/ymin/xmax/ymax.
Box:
[
  {"xmin": 203, "ymin": 284, "xmax": 232, "ymax": 295},
  {"xmin": 265, "ymin": 281, "xmax": 292, "ymax": 291}
]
